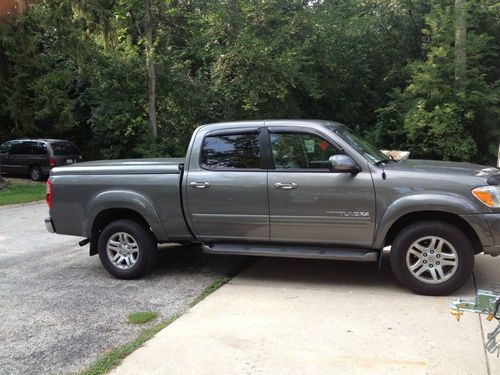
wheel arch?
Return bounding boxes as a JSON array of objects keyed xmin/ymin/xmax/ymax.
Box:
[
  {"xmin": 381, "ymin": 211, "xmax": 483, "ymax": 254},
  {"xmin": 89, "ymin": 208, "xmax": 157, "ymax": 256}
]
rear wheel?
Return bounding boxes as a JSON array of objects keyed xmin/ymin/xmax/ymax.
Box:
[
  {"xmin": 390, "ymin": 221, "xmax": 474, "ymax": 296},
  {"xmin": 98, "ymin": 219, "xmax": 157, "ymax": 279},
  {"xmin": 29, "ymin": 166, "xmax": 42, "ymax": 181}
]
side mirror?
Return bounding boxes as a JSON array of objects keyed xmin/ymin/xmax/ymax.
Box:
[{"xmin": 328, "ymin": 154, "xmax": 360, "ymax": 173}]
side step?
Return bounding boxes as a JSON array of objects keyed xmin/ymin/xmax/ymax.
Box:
[{"xmin": 202, "ymin": 243, "xmax": 379, "ymax": 262}]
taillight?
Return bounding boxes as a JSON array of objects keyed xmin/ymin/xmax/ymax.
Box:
[
  {"xmin": 49, "ymin": 157, "xmax": 57, "ymax": 167},
  {"xmin": 46, "ymin": 179, "xmax": 53, "ymax": 209}
]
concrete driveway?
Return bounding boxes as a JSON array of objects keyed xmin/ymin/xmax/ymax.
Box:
[
  {"xmin": 112, "ymin": 255, "xmax": 500, "ymax": 375},
  {"xmin": 0, "ymin": 202, "xmax": 249, "ymax": 374}
]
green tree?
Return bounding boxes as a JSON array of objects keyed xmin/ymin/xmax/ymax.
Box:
[{"xmin": 376, "ymin": 0, "xmax": 500, "ymax": 162}]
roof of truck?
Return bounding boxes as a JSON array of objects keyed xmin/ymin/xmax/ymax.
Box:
[{"xmin": 199, "ymin": 119, "xmax": 344, "ymax": 129}]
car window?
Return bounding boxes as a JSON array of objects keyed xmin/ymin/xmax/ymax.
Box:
[
  {"xmin": 51, "ymin": 142, "xmax": 80, "ymax": 156},
  {"xmin": 9, "ymin": 142, "xmax": 29, "ymax": 155},
  {"xmin": 32, "ymin": 142, "xmax": 48, "ymax": 155},
  {"xmin": 200, "ymin": 132, "xmax": 261, "ymax": 169},
  {"xmin": 0, "ymin": 142, "xmax": 10, "ymax": 154},
  {"xmin": 270, "ymin": 132, "xmax": 339, "ymax": 169}
]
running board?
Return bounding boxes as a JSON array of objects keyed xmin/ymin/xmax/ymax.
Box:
[{"xmin": 202, "ymin": 243, "xmax": 379, "ymax": 262}]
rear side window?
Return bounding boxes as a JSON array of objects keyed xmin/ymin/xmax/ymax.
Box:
[
  {"xmin": 200, "ymin": 132, "xmax": 260, "ymax": 169},
  {"xmin": 32, "ymin": 142, "xmax": 48, "ymax": 155},
  {"xmin": 51, "ymin": 142, "xmax": 80, "ymax": 156}
]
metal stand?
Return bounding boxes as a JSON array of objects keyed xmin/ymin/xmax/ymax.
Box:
[{"xmin": 451, "ymin": 286, "xmax": 500, "ymax": 356}]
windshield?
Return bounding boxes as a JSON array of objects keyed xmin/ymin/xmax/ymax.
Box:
[{"xmin": 326, "ymin": 124, "xmax": 388, "ymax": 164}]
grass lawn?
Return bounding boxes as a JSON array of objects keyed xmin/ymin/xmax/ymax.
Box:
[
  {"xmin": 0, "ymin": 181, "xmax": 46, "ymax": 206},
  {"xmin": 80, "ymin": 276, "xmax": 232, "ymax": 375},
  {"xmin": 127, "ymin": 311, "xmax": 159, "ymax": 325}
]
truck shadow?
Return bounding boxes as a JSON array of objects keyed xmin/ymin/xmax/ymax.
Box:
[
  {"xmin": 234, "ymin": 252, "xmax": 410, "ymax": 295},
  {"xmin": 153, "ymin": 245, "xmax": 477, "ymax": 297},
  {"xmin": 152, "ymin": 245, "xmax": 403, "ymax": 293},
  {"xmin": 151, "ymin": 243, "xmax": 255, "ymax": 279}
]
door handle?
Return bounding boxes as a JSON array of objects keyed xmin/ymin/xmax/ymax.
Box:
[
  {"xmin": 190, "ymin": 181, "xmax": 210, "ymax": 189},
  {"xmin": 274, "ymin": 182, "xmax": 298, "ymax": 190}
]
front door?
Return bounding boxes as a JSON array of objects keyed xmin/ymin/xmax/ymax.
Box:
[
  {"xmin": 0, "ymin": 142, "xmax": 12, "ymax": 174},
  {"xmin": 185, "ymin": 127, "xmax": 269, "ymax": 242},
  {"xmin": 267, "ymin": 128, "xmax": 376, "ymax": 247}
]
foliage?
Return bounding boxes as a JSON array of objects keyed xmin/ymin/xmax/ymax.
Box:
[
  {"xmin": 0, "ymin": 180, "xmax": 45, "ymax": 206},
  {"xmin": 0, "ymin": 0, "xmax": 499, "ymax": 164},
  {"xmin": 127, "ymin": 311, "xmax": 158, "ymax": 324},
  {"xmin": 376, "ymin": 0, "xmax": 500, "ymax": 162}
]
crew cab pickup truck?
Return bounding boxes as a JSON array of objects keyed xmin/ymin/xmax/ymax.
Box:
[{"xmin": 45, "ymin": 120, "xmax": 500, "ymax": 295}]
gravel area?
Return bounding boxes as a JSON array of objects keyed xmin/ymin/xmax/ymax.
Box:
[{"xmin": 0, "ymin": 202, "xmax": 250, "ymax": 374}]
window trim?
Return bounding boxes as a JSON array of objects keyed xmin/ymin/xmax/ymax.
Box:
[
  {"xmin": 199, "ymin": 128, "xmax": 265, "ymax": 172},
  {"xmin": 265, "ymin": 127, "xmax": 345, "ymax": 172}
]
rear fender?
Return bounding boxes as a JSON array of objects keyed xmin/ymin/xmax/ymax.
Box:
[{"xmin": 84, "ymin": 190, "xmax": 166, "ymax": 240}]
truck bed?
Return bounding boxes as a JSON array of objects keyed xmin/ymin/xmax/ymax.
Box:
[
  {"xmin": 49, "ymin": 157, "xmax": 192, "ymax": 243},
  {"xmin": 51, "ymin": 158, "xmax": 185, "ymax": 175}
]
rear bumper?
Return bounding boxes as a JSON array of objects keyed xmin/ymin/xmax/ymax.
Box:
[{"xmin": 44, "ymin": 217, "xmax": 56, "ymax": 233}]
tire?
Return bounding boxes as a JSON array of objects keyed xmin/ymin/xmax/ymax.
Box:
[
  {"xmin": 30, "ymin": 166, "xmax": 43, "ymax": 181},
  {"xmin": 98, "ymin": 219, "xmax": 157, "ymax": 279},
  {"xmin": 390, "ymin": 220, "xmax": 474, "ymax": 296}
]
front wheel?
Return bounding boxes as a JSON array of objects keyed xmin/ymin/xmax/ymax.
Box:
[
  {"xmin": 390, "ymin": 221, "xmax": 474, "ymax": 296},
  {"xmin": 98, "ymin": 219, "xmax": 157, "ymax": 279}
]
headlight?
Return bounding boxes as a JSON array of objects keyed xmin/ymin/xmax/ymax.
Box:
[{"xmin": 471, "ymin": 186, "xmax": 500, "ymax": 207}]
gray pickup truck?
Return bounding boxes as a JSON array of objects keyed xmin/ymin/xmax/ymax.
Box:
[{"xmin": 45, "ymin": 120, "xmax": 500, "ymax": 295}]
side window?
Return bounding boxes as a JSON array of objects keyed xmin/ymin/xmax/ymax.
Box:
[
  {"xmin": 9, "ymin": 142, "xmax": 25, "ymax": 155},
  {"xmin": 0, "ymin": 142, "xmax": 10, "ymax": 154},
  {"xmin": 33, "ymin": 142, "xmax": 48, "ymax": 155},
  {"xmin": 270, "ymin": 132, "xmax": 339, "ymax": 169},
  {"xmin": 22, "ymin": 141, "xmax": 37, "ymax": 155},
  {"xmin": 201, "ymin": 132, "xmax": 261, "ymax": 169}
]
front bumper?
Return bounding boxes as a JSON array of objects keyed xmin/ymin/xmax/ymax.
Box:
[
  {"xmin": 484, "ymin": 245, "xmax": 500, "ymax": 256},
  {"xmin": 484, "ymin": 213, "xmax": 500, "ymax": 247},
  {"xmin": 462, "ymin": 213, "xmax": 500, "ymax": 256},
  {"xmin": 44, "ymin": 217, "xmax": 56, "ymax": 233}
]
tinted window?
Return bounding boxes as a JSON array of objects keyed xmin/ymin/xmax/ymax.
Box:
[
  {"xmin": 270, "ymin": 132, "xmax": 339, "ymax": 169},
  {"xmin": 201, "ymin": 133, "xmax": 260, "ymax": 169},
  {"xmin": 51, "ymin": 142, "xmax": 80, "ymax": 156},
  {"xmin": 32, "ymin": 142, "xmax": 48, "ymax": 155},
  {"xmin": 9, "ymin": 142, "xmax": 29, "ymax": 155},
  {"xmin": 0, "ymin": 142, "xmax": 10, "ymax": 154}
]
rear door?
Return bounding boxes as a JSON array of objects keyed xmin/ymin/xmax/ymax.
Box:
[
  {"xmin": 266, "ymin": 126, "xmax": 376, "ymax": 247},
  {"xmin": 185, "ymin": 127, "xmax": 269, "ymax": 242},
  {"xmin": 49, "ymin": 141, "xmax": 81, "ymax": 166}
]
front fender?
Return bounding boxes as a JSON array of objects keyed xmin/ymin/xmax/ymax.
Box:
[
  {"xmin": 84, "ymin": 190, "xmax": 166, "ymax": 240},
  {"xmin": 373, "ymin": 194, "xmax": 479, "ymax": 249}
]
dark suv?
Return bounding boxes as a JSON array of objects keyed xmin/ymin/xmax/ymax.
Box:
[{"xmin": 0, "ymin": 139, "xmax": 82, "ymax": 181}]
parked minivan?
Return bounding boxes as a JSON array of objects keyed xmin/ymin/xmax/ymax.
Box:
[{"xmin": 0, "ymin": 139, "xmax": 82, "ymax": 180}]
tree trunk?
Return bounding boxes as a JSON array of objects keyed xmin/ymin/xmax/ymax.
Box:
[
  {"xmin": 144, "ymin": 0, "xmax": 157, "ymax": 138},
  {"xmin": 454, "ymin": 0, "xmax": 467, "ymax": 90}
]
